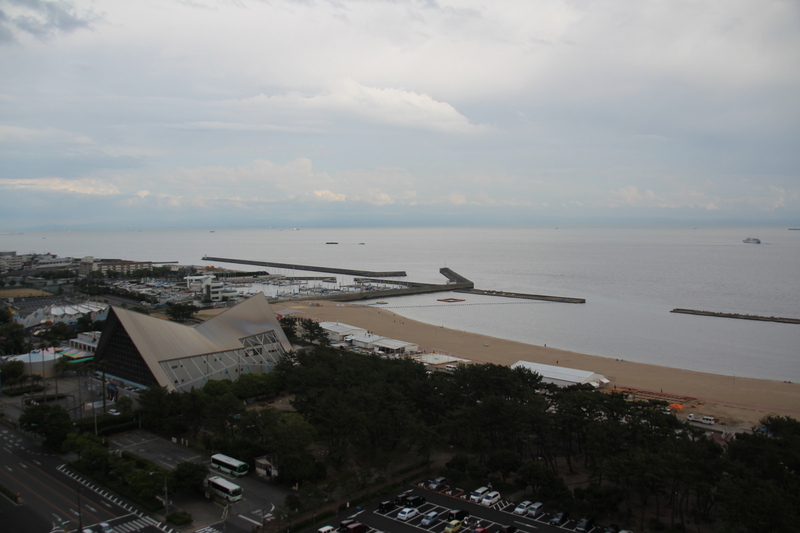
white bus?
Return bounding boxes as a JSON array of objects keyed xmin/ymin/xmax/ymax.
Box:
[
  {"xmin": 210, "ymin": 453, "xmax": 249, "ymax": 476},
  {"xmin": 206, "ymin": 476, "xmax": 243, "ymax": 502}
]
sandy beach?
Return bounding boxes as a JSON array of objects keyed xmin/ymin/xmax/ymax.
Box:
[{"xmin": 275, "ymin": 301, "xmax": 800, "ymax": 430}]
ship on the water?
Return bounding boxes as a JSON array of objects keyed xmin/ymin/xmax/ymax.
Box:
[{"xmin": 743, "ymin": 237, "xmax": 761, "ymax": 244}]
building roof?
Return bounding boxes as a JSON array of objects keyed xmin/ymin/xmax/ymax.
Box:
[
  {"xmin": 413, "ymin": 353, "xmax": 470, "ymax": 366},
  {"xmin": 319, "ymin": 322, "xmax": 367, "ymax": 335},
  {"xmin": 104, "ymin": 292, "xmax": 290, "ymax": 389},
  {"xmin": 511, "ymin": 360, "xmax": 608, "ymax": 387},
  {"xmin": 371, "ymin": 338, "xmax": 418, "ymax": 351},
  {"xmin": 345, "ymin": 332, "xmax": 385, "ymax": 344}
]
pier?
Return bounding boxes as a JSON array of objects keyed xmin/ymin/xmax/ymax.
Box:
[
  {"xmin": 671, "ymin": 308, "xmax": 800, "ymax": 324},
  {"xmin": 458, "ymin": 288, "xmax": 585, "ymax": 304},
  {"xmin": 202, "ymin": 256, "xmax": 406, "ymax": 277}
]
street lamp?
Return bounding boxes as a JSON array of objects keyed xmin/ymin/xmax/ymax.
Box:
[{"xmin": 150, "ymin": 471, "xmax": 170, "ymax": 518}]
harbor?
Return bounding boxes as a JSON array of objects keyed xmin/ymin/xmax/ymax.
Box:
[{"xmin": 202, "ymin": 256, "xmax": 585, "ymax": 304}]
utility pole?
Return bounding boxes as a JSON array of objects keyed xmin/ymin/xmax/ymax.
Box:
[
  {"xmin": 76, "ymin": 489, "xmax": 83, "ymax": 532},
  {"xmin": 150, "ymin": 471, "xmax": 169, "ymax": 518}
]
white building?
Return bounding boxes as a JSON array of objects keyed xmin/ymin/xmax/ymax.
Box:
[
  {"xmin": 185, "ymin": 274, "xmax": 226, "ymax": 302},
  {"xmin": 345, "ymin": 331, "xmax": 419, "ymax": 355},
  {"xmin": 319, "ymin": 322, "xmax": 367, "ymax": 342},
  {"xmin": 511, "ymin": 360, "xmax": 609, "ymax": 388},
  {"xmin": 6, "ymin": 347, "xmax": 59, "ymax": 378},
  {"xmin": 70, "ymin": 331, "xmax": 103, "ymax": 353},
  {"xmin": 14, "ymin": 301, "xmax": 109, "ymax": 330}
]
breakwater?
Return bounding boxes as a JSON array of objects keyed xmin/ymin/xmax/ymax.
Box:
[
  {"xmin": 458, "ymin": 288, "xmax": 585, "ymax": 304},
  {"xmin": 202, "ymin": 256, "xmax": 406, "ymax": 277},
  {"xmin": 671, "ymin": 309, "xmax": 800, "ymax": 324}
]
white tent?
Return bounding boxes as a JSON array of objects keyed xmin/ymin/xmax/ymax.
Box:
[{"xmin": 512, "ymin": 360, "xmax": 609, "ymax": 388}]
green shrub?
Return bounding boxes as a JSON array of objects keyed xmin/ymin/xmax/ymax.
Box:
[{"xmin": 167, "ymin": 511, "xmax": 193, "ymax": 526}]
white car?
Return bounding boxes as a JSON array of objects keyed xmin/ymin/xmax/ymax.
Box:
[
  {"xmin": 526, "ymin": 502, "xmax": 544, "ymax": 517},
  {"xmin": 99, "ymin": 524, "xmax": 114, "ymax": 533},
  {"xmin": 513, "ymin": 501, "xmax": 532, "ymax": 515},
  {"xmin": 108, "ymin": 409, "xmax": 121, "ymax": 416},
  {"xmin": 397, "ymin": 507, "xmax": 419, "ymax": 521},
  {"xmin": 481, "ymin": 491, "xmax": 500, "ymax": 506},
  {"xmin": 469, "ymin": 486, "xmax": 489, "ymax": 503}
]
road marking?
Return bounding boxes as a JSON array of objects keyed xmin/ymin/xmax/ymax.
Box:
[{"xmin": 239, "ymin": 514, "xmax": 262, "ymax": 526}]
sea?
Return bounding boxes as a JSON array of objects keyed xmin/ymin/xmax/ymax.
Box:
[{"xmin": 2, "ymin": 226, "xmax": 799, "ymax": 382}]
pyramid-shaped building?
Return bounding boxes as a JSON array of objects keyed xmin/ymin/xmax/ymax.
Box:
[{"xmin": 94, "ymin": 293, "xmax": 291, "ymax": 393}]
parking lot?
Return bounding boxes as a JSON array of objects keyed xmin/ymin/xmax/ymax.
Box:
[{"xmin": 317, "ymin": 478, "xmax": 623, "ymax": 533}]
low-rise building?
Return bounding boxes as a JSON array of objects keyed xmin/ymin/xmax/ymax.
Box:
[
  {"xmin": 319, "ymin": 321, "xmax": 367, "ymax": 342},
  {"xmin": 70, "ymin": 331, "xmax": 103, "ymax": 353},
  {"xmin": 79, "ymin": 256, "xmax": 152, "ymax": 277}
]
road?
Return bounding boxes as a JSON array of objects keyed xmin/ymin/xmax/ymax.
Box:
[
  {"xmin": 108, "ymin": 430, "xmax": 289, "ymax": 532},
  {"xmin": 0, "ymin": 427, "xmax": 167, "ymax": 533}
]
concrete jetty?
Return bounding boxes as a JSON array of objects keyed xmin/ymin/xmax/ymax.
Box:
[
  {"xmin": 202, "ymin": 256, "xmax": 406, "ymax": 277},
  {"xmin": 458, "ymin": 288, "xmax": 585, "ymax": 304},
  {"xmin": 671, "ymin": 308, "xmax": 800, "ymax": 324}
]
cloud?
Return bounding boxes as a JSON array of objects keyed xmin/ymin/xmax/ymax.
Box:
[
  {"xmin": 314, "ymin": 190, "xmax": 346, "ymax": 202},
  {"xmin": 0, "ymin": 124, "xmax": 94, "ymax": 145},
  {"xmin": 1, "ymin": 1, "xmax": 798, "ymax": 230},
  {"xmin": 1, "ymin": 0, "xmax": 96, "ymax": 43},
  {"xmin": 233, "ymin": 79, "xmax": 493, "ymax": 133},
  {"xmin": 0, "ymin": 177, "xmax": 118, "ymax": 195}
]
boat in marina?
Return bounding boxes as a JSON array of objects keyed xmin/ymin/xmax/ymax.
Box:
[{"xmin": 743, "ymin": 237, "xmax": 761, "ymax": 244}]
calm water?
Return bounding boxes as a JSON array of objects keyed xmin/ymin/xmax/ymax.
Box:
[{"xmin": 3, "ymin": 226, "xmax": 799, "ymax": 381}]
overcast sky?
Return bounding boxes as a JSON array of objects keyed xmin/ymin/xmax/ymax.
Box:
[{"xmin": 1, "ymin": 0, "xmax": 798, "ymax": 230}]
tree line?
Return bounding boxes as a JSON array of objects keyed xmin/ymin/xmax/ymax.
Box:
[{"xmin": 15, "ymin": 345, "xmax": 799, "ymax": 532}]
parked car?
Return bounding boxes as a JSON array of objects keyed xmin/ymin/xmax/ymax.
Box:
[
  {"xmin": 481, "ymin": 491, "xmax": 501, "ymax": 506},
  {"xmin": 345, "ymin": 524, "xmax": 368, "ymax": 533},
  {"xmin": 469, "ymin": 486, "xmax": 490, "ymax": 503},
  {"xmin": 421, "ymin": 511, "xmax": 442, "ymax": 526},
  {"xmin": 429, "ymin": 476, "xmax": 447, "ymax": 490},
  {"xmin": 107, "ymin": 409, "xmax": 120, "ymax": 416},
  {"xmin": 549, "ymin": 511, "xmax": 569, "ymax": 526},
  {"xmin": 500, "ymin": 526, "xmax": 517, "ymax": 533},
  {"xmin": 444, "ymin": 520, "xmax": 462, "ymax": 533},
  {"xmin": 407, "ymin": 495, "xmax": 426, "ymax": 507},
  {"xmin": 448, "ymin": 509, "xmax": 470, "ymax": 521},
  {"xmin": 378, "ymin": 500, "xmax": 395, "ymax": 513},
  {"xmin": 576, "ymin": 516, "xmax": 595, "ymax": 532},
  {"xmin": 398, "ymin": 508, "xmax": 419, "ymax": 521},
  {"xmin": 338, "ymin": 520, "xmax": 356, "ymax": 532},
  {"xmin": 318, "ymin": 526, "xmax": 335, "ymax": 533},
  {"xmin": 526, "ymin": 502, "xmax": 544, "ymax": 518},
  {"xmin": 513, "ymin": 501, "xmax": 532, "ymax": 515},
  {"xmin": 395, "ymin": 490, "xmax": 413, "ymax": 506}
]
